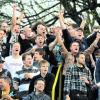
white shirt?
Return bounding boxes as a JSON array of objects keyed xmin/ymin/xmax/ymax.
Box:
[{"xmin": 4, "ymin": 55, "xmax": 23, "ymax": 78}]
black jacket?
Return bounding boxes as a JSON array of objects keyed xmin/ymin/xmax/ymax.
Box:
[
  {"xmin": 62, "ymin": 29, "xmax": 97, "ymax": 51},
  {"xmin": 22, "ymin": 92, "xmax": 51, "ymax": 100},
  {"xmin": 29, "ymin": 73, "xmax": 55, "ymax": 96},
  {"xmin": 95, "ymin": 58, "xmax": 100, "ymax": 83}
]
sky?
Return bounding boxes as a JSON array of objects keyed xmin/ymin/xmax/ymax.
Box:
[
  {"xmin": 1, "ymin": 0, "xmax": 60, "ymax": 25},
  {"xmin": 1, "ymin": 0, "xmax": 100, "ymax": 27}
]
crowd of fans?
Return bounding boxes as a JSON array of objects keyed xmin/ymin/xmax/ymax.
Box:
[{"xmin": 0, "ymin": 5, "xmax": 100, "ymax": 100}]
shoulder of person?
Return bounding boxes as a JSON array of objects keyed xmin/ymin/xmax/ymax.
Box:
[
  {"xmin": 47, "ymin": 73, "xmax": 55, "ymax": 77},
  {"xmin": 32, "ymin": 66, "xmax": 39, "ymax": 71},
  {"xmin": 22, "ymin": 92, "xmax": 34, "ymax": 100},
  {"xmin": 84, "ymin": 65, "xmax": 90, "ymax": 71},
  {"xmin": 43, "ymin": 93, "xmax": 51, "ymax": 100},
  {"xmin": 5, "ymin": 56, "xmax": 12, "ymax": 60},
  {"xmin": 45, "ymin": 73, "xmax": 55, "ymax": 80},
  {"xmin": 68, "ymin": 64, "xmax": 76, "ymax": 68},
  {"xmin": 65, "ymin": 64, "xmax": 75, "ymax": 74}
]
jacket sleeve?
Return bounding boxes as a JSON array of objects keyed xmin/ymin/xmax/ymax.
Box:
[
  {"xmin": 84, "ymin": 39, "xmax": 99, "ymax": 56},
  {"xmin": 28, "ymin": 78, "xmax": 35, "ymax": 94},
  {"xmin": 95, "ymin": 58, "xmax": 100, "ymax": 83},
  {"xmin": 62, "ymin": 29, "xmax": 73, "ymax": 51},
  {"xmin": 86, "ymin": 32, "xmax": 97, "ymax": 46}
]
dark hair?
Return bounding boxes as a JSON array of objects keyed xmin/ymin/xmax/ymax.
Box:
[
  {"xmin": 70, "ymin": 40, "xmax": 80, "ymax": 48},
  {"xmin": 71, "ymin": 23, "xmax": 79, "ymax": 29},
  {"xmin": 35, "ymin": 48, "xmax": 45, "ymax": 56},
  {"xmin": 22, "ymin": 53, "xmax": 32, "ymax": 61},
  {"xmin": 34, "ymin": 77, "xmax": 45, "ymax": 86},
  {"xmin": 31, "ymin": 22, "xmax": 45, "ymax": 33},
  {"xmin": 76, "ymin": 52, "xmax": 85, "ymax": 58}
]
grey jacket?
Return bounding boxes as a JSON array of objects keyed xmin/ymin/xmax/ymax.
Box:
[{"xmin": 22, "ymin": 92, "xmax": 51, "ymax": 100}]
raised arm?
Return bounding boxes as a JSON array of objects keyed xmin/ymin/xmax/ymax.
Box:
[
  {"xmin": 17, "ymin": 11, "xmax": 25, "ymax": 24},
  {"xmin": 58, "ymin": 10, "xmax": 73, "ymax": 50},
  {"xmin": 49, "ymin": 27, "xmax": 62, "ymax": 51},
  {"xmin": 56, "ymin": 31, "xmax": 68, "ymax": 55},
  {"xmin": 49, "ymin": 38, "xmax": 57, "ymax": 51},
  {"xmin": 84, "ymin": 32, "xmax": 100, "ymax": 55},
  {"xmin": 80, "ymin": 18, "xmax": 87, "ymax": 30},
  {"xmin": 12, "ymin": 4, "xmax": 17, "ymax": 28},
  {"xmin": 86, "ymin": 32, "xmax": 97, "ymax": 46},
  {"xmin": 58, "ymin": 10, "xmax": 66, "ymax": 29}
]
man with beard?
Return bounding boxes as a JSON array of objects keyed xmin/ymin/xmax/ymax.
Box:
[{"xmin": 64, "ymin": 52, "xmax": 92, "ymax": 100}]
